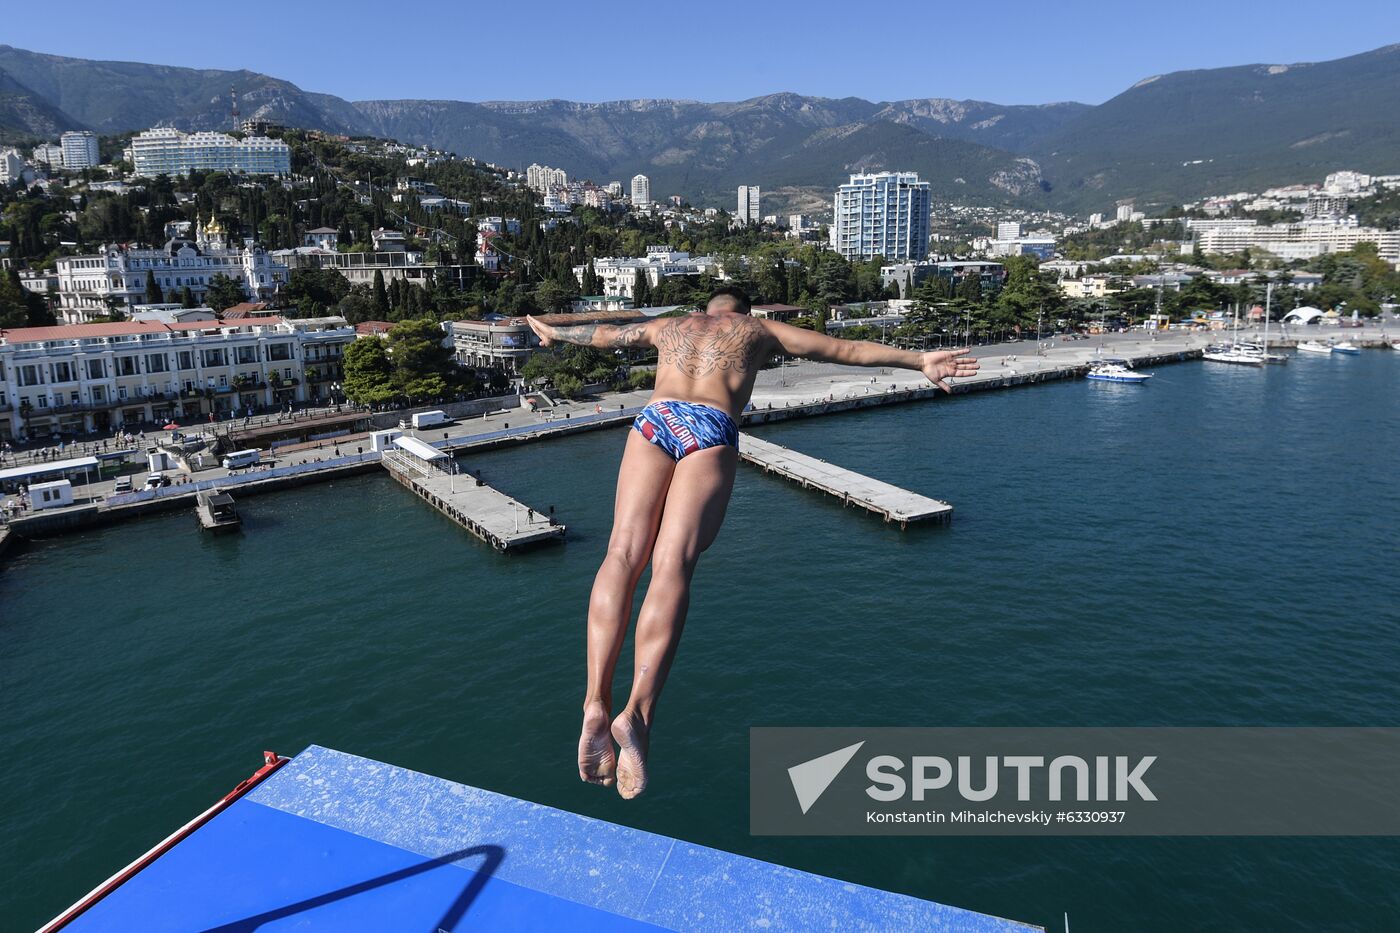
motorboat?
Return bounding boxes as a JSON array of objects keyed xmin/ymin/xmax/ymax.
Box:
[
  {"xmin": 1086, "ymin": 360, "xmax": 1152, "ymax": 383},
  {"xmin": 1296, "ymin": 340, "xmax": 1333, "ymax": 355},
  {"xmin": 1331, "ymin": 341, "xmax": 1361, "ymax": 355}
]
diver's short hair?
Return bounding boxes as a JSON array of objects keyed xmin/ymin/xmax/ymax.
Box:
[{"xmin": 708, "ymin": 286, "xmax": 752, "ymax": 314}]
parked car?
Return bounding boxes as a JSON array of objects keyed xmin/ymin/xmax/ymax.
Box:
[
  {"xmin": 113, "ymin": 477, "xmax": 133, "ymax": 493},
  {"xmin": 145, "ymin": 473, "xmax": 171, "ymax": 489}
]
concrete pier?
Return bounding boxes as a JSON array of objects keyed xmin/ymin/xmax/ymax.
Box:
[
  {"xmin": 380, "ymin": 447, "xmax": 563, "ymax": 552},
  {"xmin": 738, "ymin": 432, "xmax": 952, "ymax": 528}
]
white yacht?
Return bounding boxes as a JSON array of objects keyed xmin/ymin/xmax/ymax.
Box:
[
  {"xmin": 1086, "ymin": 360, "xmax": 1152, "ymax": 384},
  {"xmin": 1297, "ymin": 340, "xmax": 1334, "ymax": 355},
  {"xmin": 1203, "ymin": 345, "xmax": 1264, "ymax": 365},
  {"xmin": 1234, "ymin": 342, "xmax": 1288, "ymax": 364},
  {"xmin": 1331, "ymin": 340, "xmax": 1361, "ymax": 355}
]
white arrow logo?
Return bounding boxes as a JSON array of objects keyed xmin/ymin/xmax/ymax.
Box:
[{"xmin": 787, "ymin": 741, "xmax": 865, "ymax": 814}]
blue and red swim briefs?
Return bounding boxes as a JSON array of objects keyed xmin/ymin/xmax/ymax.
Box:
[{"xmin": 632, "ymin": 400, "xmax": 739, "ymax": 461}]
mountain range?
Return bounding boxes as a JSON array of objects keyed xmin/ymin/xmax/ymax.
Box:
[{"xmin": 2, "ymin": 43, "xmax": 1399, "ymax": 214}]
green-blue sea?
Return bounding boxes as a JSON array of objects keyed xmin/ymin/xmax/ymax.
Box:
[{"xmin": 4, "ymin": 351, "xmax": 1398, "ymax": 931}]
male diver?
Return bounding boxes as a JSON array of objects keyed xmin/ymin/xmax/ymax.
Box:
[{"xmin": 526, "ymin": 287, "xmax": 979, "ymax": 798}]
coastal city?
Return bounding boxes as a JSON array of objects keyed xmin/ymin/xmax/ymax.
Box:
[
  {"xmin": 2, "ymin": 128, "xmax": 1397, "ymax": 522},
  {"xmin": 3, "ymin": 13, "xmax": 1399, "ymax": 933}
]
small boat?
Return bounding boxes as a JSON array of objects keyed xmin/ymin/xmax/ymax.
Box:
[
  {"xmin": 1296, "ymin": 340, "xmax": 1333, "ymax": 355},
  {"xmin": 196, "ymin": 490, "xmax": 241, "ymax": 532},
  {"xmin": 1203, "ymin": 347, "xmax": 1264, "ymax": 365},
  {"xmin": 1234, "ymin": 343, "xmax": 1288, "ymax": 364},
  {"xmin": 1086, "ymin": 360, "xmax": 1152, "ymax": 383},
  {"xmin": 1331, "ymin": 341, "xmax": 1361, "ymax": 355}
]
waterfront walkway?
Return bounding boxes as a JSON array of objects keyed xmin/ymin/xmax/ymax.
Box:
[
  {"xmin": 381, "ymin": 447, "xmax": 563, "ymax": 552},
  {"xmin": 739, "ymin": 432, "xmax": 952, "ymax": 527}
]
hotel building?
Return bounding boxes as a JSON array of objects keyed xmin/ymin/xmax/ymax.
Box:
[
  {"xmin": 130, "ymin": 128, "xmax": 291, "ymax": 177},
  {"xmin": 0, "ymin": 316, "xmax": 355, "ymax": 440}
]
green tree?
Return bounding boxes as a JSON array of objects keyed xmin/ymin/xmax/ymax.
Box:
[
  {"xmin": 180, "ymin": 286, "xmax": 197, "ymax": 308},
  {"xmin": 386, "ymin": 318, "xmax": 456, "ymax": 399},
  {"xmin": 144, "ymin": 270, "xmax": 163, "ymax": 304},
  {"xmin": 205, "ymin": 273, "xmax": 245, "ymax": 312},
  {"xmin": 581, "ymin": 262, "xmax": 601, "ymax": 296},
  {"xmin": 0, "ymin": 270, "xmax": 31, "ymax": 328},
  {"xmin": 284, "ymin": 268, "xmax": 351, "ymax": 318},
  {"xmin": 372, "ymin": 269, "xmax": 390, "ymax": 319},
  {"xmin": 632, "ymin": 269, "xmax": 652, "ymax": 307},
  {"xmin": 340, "ymin": 336, "xmax": 396, "ymax": 404}
]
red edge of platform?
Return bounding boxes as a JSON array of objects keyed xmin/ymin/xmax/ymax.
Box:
[{"xmin": 39, "ymin": 750, "xmax": 289, "ymax": 933}]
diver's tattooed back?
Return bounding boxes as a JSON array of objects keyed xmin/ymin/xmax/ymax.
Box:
[{"xmin": 654, "ymin": 314, "xmax": 768, "ymax": 378}]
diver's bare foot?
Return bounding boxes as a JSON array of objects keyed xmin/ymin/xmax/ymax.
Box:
[
  {"xmin": 578, "ymin": 703, "xmax": 616, "ymax": 786},
  {"xmin": 611, "ymin": 709, "xmax": 650, "ymax": 800}
]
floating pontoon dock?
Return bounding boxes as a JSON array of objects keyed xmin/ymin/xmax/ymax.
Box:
[
  {"xmin": 47, "ymin": 746, "xmax": 1040, "ymax": 931},
  {"xmin": 381, "ymin": 436, "xmax": 563, "ymax": 551},
  {"xmin": 738, "ymin": 432, "xmax": 953, "ymax": 527}
]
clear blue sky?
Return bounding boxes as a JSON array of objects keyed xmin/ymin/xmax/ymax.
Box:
[{"xmin": 8, "ymin": 1, "xmax": 1400, "ymax": 105}]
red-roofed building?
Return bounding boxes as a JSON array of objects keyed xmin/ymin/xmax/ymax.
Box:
[
  {"xmin": 355, "ymin": 321, "xmax": 395, "ymax": 336},
  {"xmin": 0, "ymin": 315, "xmax": 354, "ymax": 440}
]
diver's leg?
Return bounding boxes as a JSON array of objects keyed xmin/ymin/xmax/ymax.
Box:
[
  {"xmin": 579, "ymin": 429, "xmax": 674, "ymax": 785},
  {"xmin": 613, "ymin": 443, "xmax": 738, "ymax": 798}
]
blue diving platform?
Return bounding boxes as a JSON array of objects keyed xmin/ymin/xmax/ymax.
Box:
[{"xmin": 58, "ymin": 745, "xmax": 1039, "ymax": 931}]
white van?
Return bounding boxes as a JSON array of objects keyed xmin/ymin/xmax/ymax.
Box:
[
  {"xmin": 407, "ymin": 410, "xmax": 449, "ymax": 430},
  {"xmin": 221, "ymin": 449, "xmax": 262, "ymax": 470}
]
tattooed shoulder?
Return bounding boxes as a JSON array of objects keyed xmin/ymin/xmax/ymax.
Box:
[{"xmin": 655, "ymin": 315, "xmax": 769, "ymax": 377}]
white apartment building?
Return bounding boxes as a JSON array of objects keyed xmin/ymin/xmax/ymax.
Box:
[
  {"xmin": 60, "ymin": 131, "xmax": 100, "ymax": 170},
  {"xmin": 573, "ymin": 247, "xmax": 717, "ymax": 298},
  {"xmin": 737, "ymin": 185, "xmax": 761, "ymax": 224},
  {"xmin": 33, "ymin": 143, "xmax": 64, "ymax": 169},
  {"xmin": 0, "ymin": 316, "xmax": 355, "ymax": 440},
  {"xmin": 631, "ymin": 174, "xmax": 651, "ymax": 206},
  {"xmin": 130, "ymin": 128, "xmax": 291, "ymax": 177},
  {"xmin": 526, "ymin": 163, "xmax": 568, "ymax": 192},
  {"xmin": 0, "ymin": 149, "xmax": 25, "ymax": 184},
  {"xmin": 1196, "ymin": 221, "xmax": 1400, "ymax": 262},
  {"xmin": 831, "ymin": 171, "xmax": 931, "ymax": 261},
  {"xmin": 54, "ymin": 220, "xmax": 288, "ymax": 323},
  {"xmin": 996, "ymin": 221, "xmax": 1022, "ymax": 239}
]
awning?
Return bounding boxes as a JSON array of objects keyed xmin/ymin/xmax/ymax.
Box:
[
  {"xmin": 392, "ymin": 436, "xmax": 448, "ymax": 462},
  {"xmin": 0, "ymin": 456, "xmax": 99, "ymax": 484}
]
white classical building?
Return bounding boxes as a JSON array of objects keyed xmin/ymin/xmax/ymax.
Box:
[
  {"xmin": 831, "ymin": 171, "xmax": 931, "ymax": 261},
  {"xmin": 630, "ymin": 174, "xmax": 651, "ymax": 206},
  {"xmin": 130, "ymin": 128, "xmax": 291, "ymax": 177},
  {"xmin": 54, "ymin": 219, "xmax": 289, "ymax": 323},
  {"xmin": 60, "ymin": 131, "xmax": 100, "ymax": 170},
  {"xmin": 0, "ymin": 316, "xmax": 355, "ymax": 439},
  {"xmin": 573, "ymin": 247, "xmax": 718, "ymax": 298}
]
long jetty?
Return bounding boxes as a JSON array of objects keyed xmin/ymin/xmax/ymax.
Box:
[
  {"xmin": 380, "ymin": 445, "xmax": 563, "ymax": 552},
  {"xmin": 738, "ymin": 432, "xmax": 952, "ymax": 527}
]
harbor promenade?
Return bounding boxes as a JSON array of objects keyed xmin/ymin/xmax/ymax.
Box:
[{"xmin": 2, "ymin": 323, "xmax": 1393, "ymax": 543}]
